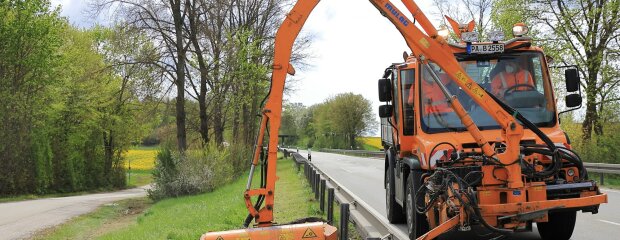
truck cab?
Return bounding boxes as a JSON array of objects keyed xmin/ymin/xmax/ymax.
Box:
[{"xmin": 379, "ymin": 29, "xmax": 598, "ymax": 240}]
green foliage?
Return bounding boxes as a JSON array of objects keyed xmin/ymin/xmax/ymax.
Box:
[
  {"xmin": 561, "ymin": 116, "xmax": 620, "ymax": 164},
  {"xmin": 281, "ymin": 93, "xmax": 376, "ymax": 149},
  {"xmin": 0, "ymin": 0, "xmax": 65, "ymax": 194},
  {"xmin": 0, "ymin": 1, "xmax": 141, "ymax": 195}
]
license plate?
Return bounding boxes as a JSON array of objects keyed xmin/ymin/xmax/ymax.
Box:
[{"xmin": 469, "ymin": 44, "xmax": 504, "ymax": 54}]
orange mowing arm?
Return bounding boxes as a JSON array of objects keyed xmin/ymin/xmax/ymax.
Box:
[
  {"xmin": 245, "ymin": 0, "xmax": 527, "ymax": 228},
  {"xmin": 243, "ymin": 0, "xmax": 321, "ymax": 227},
  {"xmin": 368, "ymin": 0, "xmax": 524, "ymax": 188}
]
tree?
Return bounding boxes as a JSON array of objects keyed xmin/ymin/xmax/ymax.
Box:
[
  {"xmin": 1, "ymin": 0, "xmax": 143, "ymax": 194},
  {"xmin": 93, "ymin": 0, "xmax": 190, "ymax": 152},
  {"xmin": 0, "ymin": 0, "xmax": 65, "ymax": 194},
  {"xmin": 530, "ymin": 0, "xmax": 620, "ymax": 140},
  {"xmin": 328, "ymin": 93, "xmax": 377, "ymax": 148},
  {"xmin": 432, "ymin": 0, "xmax": 494, "ymax": 39},
  {"xmin": 297, "ymin": 93, "xmax": 377, "ymax": 149}
]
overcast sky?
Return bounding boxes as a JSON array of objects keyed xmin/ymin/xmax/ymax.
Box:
[{"xmin": 50, "ymin": 0, "xmax": 442, "ymax": 136}]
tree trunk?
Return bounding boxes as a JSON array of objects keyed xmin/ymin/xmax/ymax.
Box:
[
  {"xmin": 349, "ymin": 134, "xmax": 356, "ymax": 149},
  {"xmin": 171, "ymin": 0, "xmax": 187, "ymax": 152},
  {"xmin": 232, "ymin": 104, "xmax": 240, "ymax": 143},
  {"xmin": 213, "ymin": 100, "xmax": 224, "ymax": 145},
  {"xmin": 187, "ymin": 0, "xmax": 209, "ymax": 145},
  {"xmin": 103, "ymin": 131, "xmax": 114, "ymax": 183},
  {"xmin": 581, "ymin": 53, "xmax": 602, "ymax": 141}
]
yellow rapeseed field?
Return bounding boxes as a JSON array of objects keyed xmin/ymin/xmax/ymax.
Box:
[
  {"xmin": 123, "ymin": 148, "xmax": 157, "ymax": 170},
  {"xmin": 358, "ymin": 137, "xmax": 382, "ymax": 150}
]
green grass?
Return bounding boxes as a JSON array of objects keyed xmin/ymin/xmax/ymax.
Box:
[
  {"xmin": 35, "ymin": 198, "xmax": 151, "ymax": 240},
  {"xmin": 360, "ymin": 143, "xmax": 381, "ymax": 151},
  {"xmin": 127, "ymin": 169, "xmax": 153, "ymax": 188},
  {"xmin": 38, "ymin": 155, "xmax": 354, "ymax": 239},
  {"xmin": 131, "ymin": 145, "xmax": 160, "ymax": 151},
  {"xmin": 590, "ymin": 173, "xmax": 620, "ymax": 189}
]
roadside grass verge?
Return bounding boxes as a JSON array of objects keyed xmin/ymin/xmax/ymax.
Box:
[
  {"xmin": 38, "ymin": 154, "xmax": 357, "ymax": 239},
  {"xmin": 34, "ymin": 198, "xmax": 151, "ymax": 240}
]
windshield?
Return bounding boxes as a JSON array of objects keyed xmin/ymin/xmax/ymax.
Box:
[{"xmin": 419, "ymin": 51, "xmax": 556, "ymax": 133}]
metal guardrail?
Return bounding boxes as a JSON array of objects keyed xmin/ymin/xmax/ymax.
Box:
[
  {"xmin": 318, "ymin": 149, "xmax": 620, "ymax": 185},
  {"xmin": 583, "ymin": 162, "xmax": 620, "ymax": 185},
  {"xmin": 319, "ymin": 149, "xmax": 384, "ymax": 158},
  {"xmin": 281, "ymin": 148, "xmax": 406, "ymax": 240}
]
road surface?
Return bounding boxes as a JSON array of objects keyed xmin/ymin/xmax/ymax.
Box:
[
  {"xmin": 300, "ymin": 150, "xmax": 619, "ymax": 240},
  {"xmin": 0, "ymin": 186, "xmax": 148, "ymax": 240}
]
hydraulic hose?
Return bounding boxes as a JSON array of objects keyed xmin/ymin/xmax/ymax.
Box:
[
  {"xmin": 485, "ymin": 90, "xmax": 562, "ymax": 178},
  {"xmin": 243, "ymin": 146, "xmax": 269, "ymax": 227}
]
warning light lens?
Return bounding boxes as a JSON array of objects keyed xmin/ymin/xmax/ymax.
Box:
[
  {"xmin": 512, "ymin": 23, "xmax": 529, "ymax": 37},
  {"xmin": 438, "ymin": 26, "xmax": 450, "ymax": 39}
]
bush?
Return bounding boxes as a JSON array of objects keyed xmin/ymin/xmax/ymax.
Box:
[{"xmin": 148, "ymin": 143, "xmax": 251, "ymax": 200}]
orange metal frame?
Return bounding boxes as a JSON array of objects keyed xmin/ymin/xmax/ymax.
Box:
[
  {"xmin": 206, "ymin": 0, "xmax": 608, "ymax": 239},
  {"xmin": 244, "ymin": 0, "xmax": 526, "ymax": 227}
]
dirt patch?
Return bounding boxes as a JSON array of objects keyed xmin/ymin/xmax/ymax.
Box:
[
  {"xmin": 91, "ymin": 198, "xmax": 150, "ymax": 238},
  {"xmin": 33, "ymin": 197, "xmax": 152, "ymax": 240}
]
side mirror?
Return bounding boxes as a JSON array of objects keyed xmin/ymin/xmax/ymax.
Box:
[
  {"xmin": 378, "ymin": 78, "xmax": 392, "ymax": 102},
  {"xmin": 566, "ymin": 93, "xmax": 582, "ymax": 108},
  {"xmin": 379, "ymin": 105, "xmax": 393, "ymax": 118},
  {"xmin": 565, "ymin": 69, "xmax": 580, "ymax": 92}
]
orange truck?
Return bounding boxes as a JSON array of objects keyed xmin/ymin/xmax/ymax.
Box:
[{"xmin": 201, "ymin": 0, "xmax": 608, "ymax": 240}]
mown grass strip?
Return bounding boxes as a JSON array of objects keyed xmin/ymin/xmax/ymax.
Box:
[{"xmin": 37, "ymin": 155, "xmax": 345, "ymax": 239}]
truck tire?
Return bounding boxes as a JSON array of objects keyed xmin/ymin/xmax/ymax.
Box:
[
  {"xmin": 406, "ymin": 173, "xmax": 429, "ymax": 239},
  {"xmin": 537, "ymin": 211, "xmax": 576, "ymax": 240},
  {"xmin": 386, "ymin": 167, "xmax": 405, "ymax": 223}
]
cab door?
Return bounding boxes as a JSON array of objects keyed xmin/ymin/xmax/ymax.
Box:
[{"xmin": 395, "ymin": 67, "xmax": 416, "ymax": 202}]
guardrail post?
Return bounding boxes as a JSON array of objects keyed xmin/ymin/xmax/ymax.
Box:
[
  {"xmin": 315, "ymin": 173, "xmax": 321, "ymax": 200},
  {"xmin": 339, "ymin": 203, "xmax": 349, "ymax": 240},
  {"xmin": 310, "ymin": 169, "xmax": 316, "ymax": 193},
  {"xmin": 304, "ymin": 164, "xmax": 307, "ymax": 180},
  {"xmin": 311, "ymin": 169, "xmax": 316, "ymax": 192},
  {"xmin": 327, "ymin": 188, "xmax": 334, "ymax": 224},
  {"xmin": 320, "ymin": 179, "xmax": 326, "ymax": 212},
  {"xmin": 600, "ymin": 173, "xmax": 605, "ymax": 186}
]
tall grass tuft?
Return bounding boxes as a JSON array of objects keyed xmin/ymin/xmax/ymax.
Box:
[{"xmin": 148, "ymin": 143, "xmax": 251, "ymax": 200}]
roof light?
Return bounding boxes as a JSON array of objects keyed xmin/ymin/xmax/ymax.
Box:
[
  {"xmin": 512, "ymin": 23, "xmax": 529, "ymax": 37},
  {"xmin": 437, "ymin": 26, "xmax": 450, "ymax": 39},
  {"xmin": 461, "ymin": 32, "xmax": 478, "ymax": 43},
  {"xmin": 488, "ymin": 30, "xmax": 505, "ymax": 42}
]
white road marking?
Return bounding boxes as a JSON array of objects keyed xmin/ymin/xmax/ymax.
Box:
[
  {"xmin": 599, "ymin": 219, "xmax": 620, "ymax": 226},
  {"xmin": 601, "ymin": 188, "xmax": 620, "ymax": 194}
]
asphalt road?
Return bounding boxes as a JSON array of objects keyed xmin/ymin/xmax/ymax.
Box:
[
  {"xmin": 0, "ymin": 186, "xmax": 148, "ymax": 240},
  {"xmin": 300, "ymin": 150, "xmax": 619, "ymax": 240}
]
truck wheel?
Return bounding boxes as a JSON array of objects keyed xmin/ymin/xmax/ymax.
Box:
[
  {"xmin": 537, "ymin": 211, "xmax": 576, "ymax": 240},
  {"xmin": 406, "ymin": 173, "xmax": 429, "ymax": 239},
  {"xmin": 386, "ymin": 167, "xmax": 405, "ymax": 223}
]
